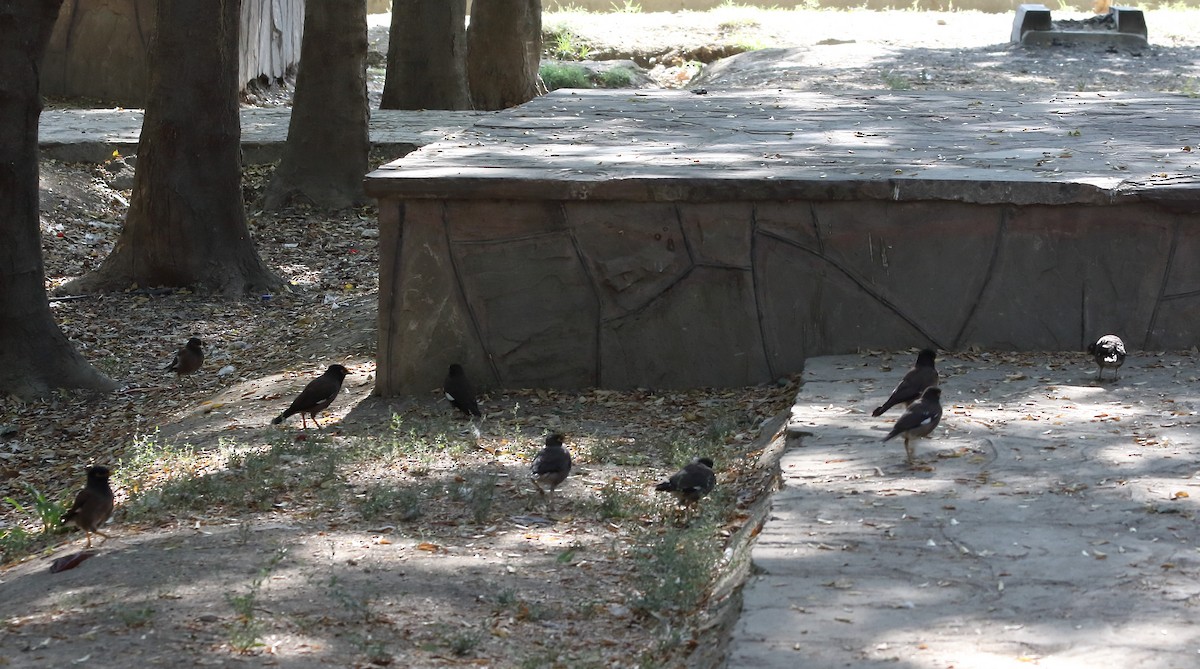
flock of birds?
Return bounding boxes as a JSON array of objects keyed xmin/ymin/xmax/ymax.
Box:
[
  {"xmin": 870, "ymin": 334, "xmax": 1128, "ymax": 466},
  {"xmin": 58, "ymin": 343, "xmax": 720, "ymax": 549},
  {"xmin": 59, "ymin": 334, "xmax": 1130, "ymax": 548}
]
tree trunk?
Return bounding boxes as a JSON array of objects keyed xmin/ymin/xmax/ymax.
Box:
[
  {"xmin": 380, "ymin": 0, "xmax": 471, "ymax": 111},
  {"xmin": 62, "ymin": 0, "xmax": 284, "ymax": 297},
  {"xmin": 466, "ymin": 0, "xmax": 541, "ymax": 111},
  {"xmin": 0, "ymin": 0, "xmax": 117, "ymax": 398},
  {"xmin": 262, "ymin": 0, "xmax": 370, "ymax": 209}
]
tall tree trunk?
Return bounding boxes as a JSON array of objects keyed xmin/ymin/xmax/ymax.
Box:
[
  {"xmin": 0, "ymin": 0, "xmax": 117, "ymax": 398},
  {"xmin": 467, "ymin": 0, "xmax": 541, "ymax": 111},
  {"xmin": 61, "ymin": 0, "xmax": 284, "ymax": 297},
  {"xmin": 380, "ymin": 0, "xmax": 471, "ymax": 111},
  {"xmin": 262, "ymin": 0, "xmax": 370, "ymax": 209}
]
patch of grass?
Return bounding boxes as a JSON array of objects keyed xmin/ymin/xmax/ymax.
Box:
[
  {"xmin": 596, "ymin": 66, "xmax": 634, "ymax": 88},
  {"xmin": 882, "ymin": 71, "xmax": 912, "ymax": 90},
  {"xmin": 632, "ymin": 523, "xmax": 720, "ymax": 616},
  {"xmin": 541, "ymin": 63, "xmax": 593, "ymax": 91},
  {"xmin": 4, "ymin": 483, "xmax": 68, "ymax": 535},
  {"xmin": 450, "ymin": 470, "xmax": 498, "ymax": 524},
  {"xmin": 597, "ymin": 479, "xmax": 651, "ymax": 519},
  {"xmin": 356, "ymin": 484, "xmax": 422, "ymax": 521},
  {"xmin": 611, "ymin": 0, "xmax": 642, "ymax": 12},
  {"xmin": 584, "ymin": 435, "xmax": 650, "ymax": 466},
  {"xmin": 227, "ymin": 546, "xmax": 288, "ymax": 653},
  {"xmin": 440, "ymin": 626, "xmax": 484, "ymax": 657},
  {"xmin": 0, "ymin": 526, "xmax": 33, "ymax": 559},
  {"xmin": 117, "ymin": 605, "xmax": 156, "ymax": 628}
]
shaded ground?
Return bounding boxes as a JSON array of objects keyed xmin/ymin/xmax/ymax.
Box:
[{"xmin": 732, "ymin": 351, "xmax": 1200, "ymax": 668}]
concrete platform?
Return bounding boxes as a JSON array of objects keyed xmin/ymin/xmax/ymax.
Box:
[
  {"xmin": 729, "ymin": 351, "xmax": 1200, "ymax": 668},
  {"xmin": 38, "ymin": 107, "xmax": 485, "ymax": 164},
  {"xmin": 365, "ymin": 89, "xmax": 1200, "ymax": 394}
]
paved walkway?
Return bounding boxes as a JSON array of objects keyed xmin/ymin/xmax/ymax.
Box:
[
  {"xmin": 729, "ymin": 351, "xmax": 1200, "ymax": 668},
  {"xmin": 39, "ymin": 107, "xmax": 485, "ymax": 164}
]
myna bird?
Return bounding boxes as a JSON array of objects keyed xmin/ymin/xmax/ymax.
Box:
[
  {"xmin": 272, "ymin": 364, "xmax": 349, "ymax": 429},
  {"xmin": 656, "ymin": 457, "xmax": 717, "ymax": 506},
  {"xmin": 62, "ymin": 465, "xmax": 114, "ymax": 548},
  {"xmin": 882, "ymin": 386, "xmax": 943, "ymax": 465},
  {"xmin": 165, "ymin": 337, "xmax": 204, "ymax": 378},
  {"xmin": 530, "ymin": 433, "xmax": 572, "ymax": 507},
  {"xmin": 443, "ymin": 363, "xmax": 481, "ymax": 418},
  {"xmin": 1088, "ymin": 334, "xmax": 1126, "ymax": 381},
  {"xmin": 872, "ymin": 349, "xmax": 937, "ymax": 417}
]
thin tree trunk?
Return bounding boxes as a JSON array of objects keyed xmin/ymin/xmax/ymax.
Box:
[
  {"xmin": 467, "ymin": 0, "xmax": 541, "ymax": 111},
  {"xmin": 61, "ymin": 0, "xmax": 284, "ymax": 297},
  {"xmin": 0, "ymin": 0, "xmax": 117, "ymax": 398},
  {"xmin": 263, "ymin": 0, "xmax": 370, "ymax": 209},
  {"xmin": 380, "ymin": 0, "xmax": 471, "ymax": 110}
]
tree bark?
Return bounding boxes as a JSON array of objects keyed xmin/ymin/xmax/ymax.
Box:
[
  {"xmin": 466, "ymin": 0, "xmax": 541, "ymax": 111},
  {"xmin": 61, "ymin": 0, "xmax": 284, "ymax": 297},
  {"xmin": 262, "ymin": 0, "xmax": 370, "ymax": 209},
  {"xmin": 0, "ymin": 0, "xmax": 117, "ymax": 398},
  {"xmin": 380, "ymin": 0, "xmax": 471, "ymax": 111}
]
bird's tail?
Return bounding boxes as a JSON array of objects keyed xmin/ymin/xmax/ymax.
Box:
[
  {"xmin": 871, "ymin": 404, "xmax": 889, "ymax": 417},
  {"xmin": 655, "ymin": 481, "xmax": 675, "ymax": 492},
  {"xmin": 272, "ymin": 413, "xmax": 288, "ymax": 425}
]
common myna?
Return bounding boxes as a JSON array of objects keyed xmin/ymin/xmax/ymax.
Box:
[
  {"xmin": 655, "ymin": 457, "xmax": 717, "ymax": 505},
  {"xmin": 872, "ymin": 349, "xmax": 937, "ymax": 417},
  {"xmin": 165, "ymin": 337, "xmax": 204, "ymax": 378},
  {"xmin": 530, "ymin": 433, "xmax": 572, "ymax": 506},
  {"xmin": 443, "ymin": 363, "xmax": 481, "ymax": 418},
  {"xmin": 62, "ymin": 465, "xmax": 114, "ymax": 548},
  {"xmin": 1088, "ymin": 334, "xmax": 1126, "ymax": 381},
  {"xmin": 882, "ymin": 386, "xmax": 942, "ymax": 465},
  {"xmin": 272, "ymin": 364, "xmax": 349, "ymax": 429}
]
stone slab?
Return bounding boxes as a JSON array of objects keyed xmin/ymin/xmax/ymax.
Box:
[
  {"xmin": 38, "ymin": 107, "xmax": 485, "ymax": 164},
  {"xmin": 729, "ymin": 351, "xmax": 1200, "ymax": 668}
]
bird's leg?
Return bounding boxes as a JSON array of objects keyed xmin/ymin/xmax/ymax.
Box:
[
  {"xmin": 904, "ymin": 435, "xmax": 915, "ymax": 466},
  {"xmin": 300, "ymin": 414, "xmax": 308, "ymax": 430},
  {"xmin": 313, "ymin": 414, "xmax": 324, "ymax": 430},
  {"xmin": 84, "ymin": 532, "xmax": 93, "ymax": 549}
]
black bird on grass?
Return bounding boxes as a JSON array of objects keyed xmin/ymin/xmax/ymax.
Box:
[
  {"xmin": 272, "ymin": 364, "xmax": 349, "ymax": 429},
  {"xmin": 530, "ymin": 433, "xmax": 572, "ymax": 506},
  {"xmin": 443, "ymin": 363, "xmax": 481, "ymax": 418},
  {"xmin": 1088, "ymin": 334, "xmax": 1126, "ymax": 381},
  {"xmin": 882, "ymin": 386, "xmax": 942, "ymax": 466},
  {"xmin": 656, "ymin": 457, "xmax": 717, "ymax": 506},
  {"xmin": 872, "ymin": 349, "xmax": 938, "ymax": 417},
  {"xmin": 62, "ymin": 465, "xmax": 114, "ymax": 548},
  {"xmin": 165, "ymin": 337, "xmax": 204, "ymax": 378}
]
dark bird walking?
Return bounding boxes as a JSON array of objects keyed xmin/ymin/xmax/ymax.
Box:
[
  {"xmin": 272, "ymin": 364, "xmax": 349, "ymax": 429},
  {"xmin": 656, "ymin": 457, "xmax": 717, "ymax": 506},
  {"xmin": 872, "ymin": 349, "xmax": 938, "ymax": 417},
  {"xmin": 165, "ymin": 337, "xmax": 204, "ymax": 378},
  {"xmin": 62, "ymin": 465, "xmax": 114, "ymax": 548},
  {"xmin": 530, "ymin": 433, "xmax": 572, "ymax": 507},
  {"xmin": 882, "ymin": 386, "xmax": 943, "ymax": 465},
  {"xmin": 443, "ymin": 363, "xmax": 481, "ymax": 418},
  {"xmin": 1088, "ymin": 334, "xmax": 1126, "ymax": 381}
]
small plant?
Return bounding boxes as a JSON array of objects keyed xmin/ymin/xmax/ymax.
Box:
[
  {"xmin": 0, "ymin": 526, "xmax": 33, "ymax": 558},
  {"xmin": 542, "ymin": 62, "xmax": 592, "ymax": 92},
  {"xmin": 597, "ymin": 67, "xmax": 634, "ymax": 88},
  {"xmin": 117, "ymin": 606, "xmax": 156, "ymax": 628},
  {"xmin": 441, "ymin": 626, "xmax": 483, "ymax": 657},
  {"xmin": 226, "ymin": 546, "xmax": 288, "ymax": 653},
  {"xmin": 597, "ymin": 479, "xmax": 648, "ymax": 519},
  {"xmin": 546, "ymin": 28, "xmax": 592, "ymax": 60},
  {"xmin": 882, "ymin": 71, "xmax": 912, "ymax": 91},
  {"xmin": 632, "ymin": 524, "xmax": 719, "ymax": 616},
  {"xmin": 4, "ymin": 483, "xmax": 68, "ymax": 535},
  {"xmin": 452, "ymin": 471, "xmax": 498, "ymax": 523},
  {"xmin": 611, "ymin": 0, "xmax": 642, "ymax": 12},
  {"xmin": 356, "ymin": 484, "xmax": 422, "ymax": 521}
]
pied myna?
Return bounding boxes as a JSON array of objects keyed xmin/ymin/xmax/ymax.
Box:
[
  {"xmin": 530, "ymin": 433, "xmax": 572, "ymax": 507},
  {"xmin": 272, "ymin": 364, "xmax": 349, "ymax": 429},
  {"xmin": 656, "ymin": 457, "xmax": 717, "ymax": 506},
  {"xmin": 882, "ymin": 386, "xmax": 942, "ymax": 465},
  {"xmin": 1088, "ymin": 334, "xmax": 1126, "ymax": 381},
  {"xmin": 872, "ymin": 349, "xmax": 937, "ymax": 417},
  {"xmin": 165, "ymin": 337, "xmax": 204, "ymax": 378},
  {"xmin": 443, "ymin": 363, "xmax": 481, "ymax": 418},
  {"xmin": 62, "ymin": 465, "xmax": 114, "ymax": 548}
]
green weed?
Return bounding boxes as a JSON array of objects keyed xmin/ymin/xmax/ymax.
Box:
[
  {"xmin": 541, "ymin": 63, "xmax": 593, "ymax": 91},
  {"xmin": 227, "ymin": 546, "xmax": 288, "ymax": 653}
]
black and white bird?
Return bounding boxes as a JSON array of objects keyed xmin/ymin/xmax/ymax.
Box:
[
  {"xmin": 530, "ymin": 434, "xmax": 572, "ymax": 507},
  {"xmin": 872, "ymin": 349, "xmax": 938, "ymax": 417},
  {"xmin": 443, "ymin": 363, "xmax": 481, "ymax": 418},
  {"xmin": 272, "ymin": 364, "xmax": 349, "ymax": 429},
  {"xmin": 1088, "ymin": 334, "xmax": 1126, "ymax": 381},
  {"xmin": 655, "ymin": 457, "xmax": 717, "ymax": 506},
  {"xmin": 62, "ymin": 465, "xmax": 114, "ymax": 548},
  {"xmin": 165, "ymin": 337, "xmax": 204, "ymax": 379},
  {"xmin": 882, "ymin": 386, "xmax": 943, "ymax": 466}
]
